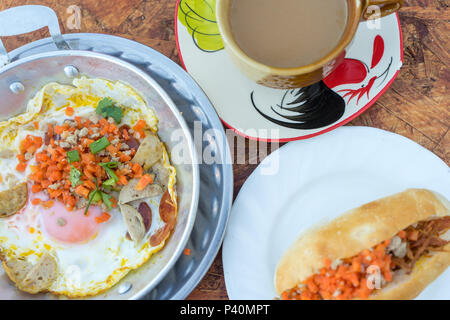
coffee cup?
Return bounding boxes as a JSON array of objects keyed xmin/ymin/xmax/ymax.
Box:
[{"xmin": 216, "ymin": 0, "xmax": 403, "ymax": 89}]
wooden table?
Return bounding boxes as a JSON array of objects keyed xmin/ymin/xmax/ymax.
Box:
[{"xmin": 1, "ymin": 0, "xmax": 448, "ymax": 300}]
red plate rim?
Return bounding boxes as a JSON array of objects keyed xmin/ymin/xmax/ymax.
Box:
[{"xmin": 174, "ymin": 0, "xmax": 404, "ymax": 143}]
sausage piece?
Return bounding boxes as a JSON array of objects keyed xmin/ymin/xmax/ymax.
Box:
[
  {"xmin": 120, "ymin": 204, "xmax": 146, "ymax": 244},
  {"xmin": 138, "ymin": 202, "xmax": 152, "ymax": 232},
  {"xmin": 132, "ymin": 131, "xmax": 163, "ymax": 170},
  {"xmin": 150, "ymin": 190, "xmax": 177, "ymax": 247},
  {"xmin": 0, "ymin": 183, "xmax": 28, "ymax": 218},
  {"xmin": 126, "ymin": 202, "xmax": 152, "ymax": 241}
]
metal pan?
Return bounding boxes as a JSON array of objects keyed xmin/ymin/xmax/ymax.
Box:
[{"xmin": 0, "ymin": 5, "xmax": 199, "ymax": 299}]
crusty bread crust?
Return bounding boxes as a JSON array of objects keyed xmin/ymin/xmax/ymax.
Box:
[{"xmin": 275, "ymin": 189, "xmax": 450, "ymax": 298}]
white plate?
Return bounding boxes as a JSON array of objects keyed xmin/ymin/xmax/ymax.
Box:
[{"xmin": 222, "ymin": 127, "xmax": 450, "ymax": 300}]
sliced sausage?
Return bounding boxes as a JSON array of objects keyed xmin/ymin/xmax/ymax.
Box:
[
  {"xmin": 152, "ymin": 161, "xmax": 170, "ymax": 190},
  {"xmin": 159, "ymin": 190, "xmax": 176, "ymax": 224},
  {"xmin": 0, "ymin": 183, "xmax": 28, "ymax": 218},
  {"xmin": 118, "ymin": 178, "xmax": 163, "ymax": 204},
  {"xmin": 2, "ymin": 252, "xmax": 57, "ymax": 294},
  {"xmin": 150, "ymin": 224, "xmax": 172, "ymax": 247},
  {"xmin": 22, "ymin": 253, "xmax": 57, "ymax": 294},
  {"xmin": 119, "ymin": 125, "xmax": 140, "ymax": 150},
  {"xmin": 126, "ymin": 202, "xmax": 152, "ymax": 240},
  {"xmin": 120, "ymin": 204, "xmax": 146, "ymax": 244},
  {"xmin": 150, "ymin": 190, "xmax": 177, "ymax": 247},
  {"xmin": 138, "ymin": 202, "xmax": 152, "ymax": 231},
  {"xmin": 131, "ymin": 131, "xmax": 163, "ymax": 170},
  {"xmin": 126, "ymin": 137, "xmax": 140, "ymax": 151}
]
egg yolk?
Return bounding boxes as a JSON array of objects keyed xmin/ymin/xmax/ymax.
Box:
[{"xmin": 32, "ymin": 193, "xmax": 105, "ymax": 244}]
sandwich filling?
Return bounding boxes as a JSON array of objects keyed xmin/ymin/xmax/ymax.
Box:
[{"xmin": 281, "ymin": 216, "xmax": 450, "ymax": 300}]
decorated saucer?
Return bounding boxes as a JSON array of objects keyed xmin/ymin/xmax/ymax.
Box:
[{"xmin": 175, "ymin": 0, "xmax": 403, "ymax": 142}]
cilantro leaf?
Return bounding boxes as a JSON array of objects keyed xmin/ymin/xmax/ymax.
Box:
[
  {"xmin": 69, "ymin": 166, "xmax": 82, "ymax": 187},
  {"xmin": 96, "ymin": 98, "xmax": 123, "ymax": 124},
  {"xmin": 97, "ymin": 98, "xmax": 115, "ymax": 111}
]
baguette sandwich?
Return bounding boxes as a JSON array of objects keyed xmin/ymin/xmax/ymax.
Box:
[{"xmin": 275, "ymin": 189, "xmax": 450, "ymax": 300}]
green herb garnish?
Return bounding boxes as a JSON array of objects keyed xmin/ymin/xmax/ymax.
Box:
[
  {"xmin": 101, "ymin": 192, "xmax": 113, "ymax": 211},
  {"xmin": 89, "ymin": 137, "xmax": 110, "ymax": 154},
  {"xmin": 99, "ymin": 161, "xmax": 119, "ymax": 168},
  {"xmin": 83, "ymin": 178, "xmax": 113, "ymax": 215},
  {"xmin": 99, "ymin": 162, "xmax": 119, "ymax": 187},
  {"xmin": 84, "ymin": 179, "xmax": 99, "ymax": 216},
  {"xmin": 96, "ymin": 98, "xmax": 123, "ymax": 124},
  {"xmin": 69, "ymin": 166, "xmax": 82, "ymax": 187},
  {"xmin": 67, "ymin": 150, "xmax": 80, "ymax": 163}
]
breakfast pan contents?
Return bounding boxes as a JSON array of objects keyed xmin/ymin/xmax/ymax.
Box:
[
  {"xmin": 0, "ymin": 77, "xmax": 177, "ymax": 297},
  {"xmin": 275, "ymin": 189, "xmax": 450, "ymax": 300}
]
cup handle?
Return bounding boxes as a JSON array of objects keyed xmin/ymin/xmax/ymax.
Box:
[{"xmin": 361, "ymin": 0, "xmax": 403, "ymax": 20}]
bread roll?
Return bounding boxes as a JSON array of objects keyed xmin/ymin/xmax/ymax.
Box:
[{"xmin": 275, "ymin": 189, "xmax": 450, "ymax": 299}]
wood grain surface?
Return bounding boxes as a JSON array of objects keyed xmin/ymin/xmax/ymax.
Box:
[{"xmin": 0, "ymin": 0, "xmax": 448, "ymax": 300}]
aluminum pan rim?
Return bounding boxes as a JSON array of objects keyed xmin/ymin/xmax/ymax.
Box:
[{"xmin": 0, "ymin": 48, "xmax": 200, "ymax": 299}]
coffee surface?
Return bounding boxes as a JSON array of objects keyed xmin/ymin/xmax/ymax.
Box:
[{"xmin": 229, "ymin": 0, "xmax": 348, "ymax": 68}]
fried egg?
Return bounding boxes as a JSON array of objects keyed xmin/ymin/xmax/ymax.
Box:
[{"xmin": 0, "ymin": 77, "xmax": 177, "ymax": 297}]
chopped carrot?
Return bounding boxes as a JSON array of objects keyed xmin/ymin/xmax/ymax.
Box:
[
  {"xmin": 16, "ymin": 162, "xmax": 27, "ymax": 172},
  {"xmin": 83, "ymin": 180, "xmax": 96, "ymax": 190},
  {"xmin": 65, "ymin": 106, "xmax": 74, "ymax": 116},
  {"xmin": 31, "ymin": 184, "xmax": 42, "ymax": 193},
  {"xmin": 43, "ymin": 200, "xmax": 54, "ymax": 209},
  {"xmin": 47, "ymin": 124, "xmax": 54, "ymax": 137},
  {"xmin": 31, "ymin": 198, "xmax": 42, "ymax": 205},
  {"xmin": 118, "ymin": 175, "xmax": 128, "ymax": 186},
  {"xmin": 133, "ymin": 120, "xmax": 146, "ymax": 131},
  {"xmin": 75, "ymin": 185, "xmax": 90, "ymax": 199},
  {"xmin": 110, "ymin": 197, "xmax": 117, "ymax": 208},
  {"xmin": 17, "ymin": 154, "xmax": 26, "ymax": 163},
  {"xmin": 408, "ymin": 230, "xmax": 419, "ymax": 241},
  {"xmin": 119, "ymin": 153, "xmax": 131, "ymax": 162},
  {"xmin": 74, "ymin": 116, "xmax": 82, "ymax": 126},
  {"xmin": 33, "ymin": 121, "xmax": 39, "ymax": 130},
  {"xmin": 133, "ymin": 120, "xmax": 147, "ymax": 138},
  {"xmin": 35, "ymin": 152, "xmax": 48, "ymax": 162},
  {"xmin": 48, "ymin": 171, "xmax": 62, "ymax": 182},
  {"xmin": 48, "ymin": 189, "xmax": 63, "ymax": 198},
  {"xmin": 184, "ymin": 248, "xmax": 191, "ymax": 256},
  {"xmin": 131, "ymin": 163, "xmax": 143, "ymax": 177},
  {"xmin": 135, "ymin": 174, "xmax": 153, "ymax": 191},
  {"xmin": 106, "ymin": 145, "xmax": 119, "ymax": 155},
  {"xmin": 95, "ymin": 212, "xmax": 111, "ymax": 224},
  {"xmin": 122, "ymin": 129, "xmax": 130, "ymax": 140},
  {"xmin": 281, "ymin": 233, "xmax": 398, "ymax": 300},
  {"xmin": 397, "ymin": 230, "xmax": 406, "ymax": 239},
  {"xmin": 54, "ymin": 125, "xmax": 64, "ymax": 135}
]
